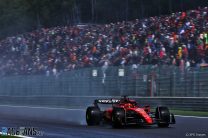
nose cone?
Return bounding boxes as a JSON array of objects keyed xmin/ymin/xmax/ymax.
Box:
[{"xmin": 145, "ymin": 116, "xmax": 153, "ymax": 124}]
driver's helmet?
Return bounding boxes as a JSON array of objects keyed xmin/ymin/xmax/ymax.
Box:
[{"xmin": 124, "ymin": 103, "xmax": 133, "ymax": 108}]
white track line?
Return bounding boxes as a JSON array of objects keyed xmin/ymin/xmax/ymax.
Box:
[
  {"xmin": 175, "ymin": 115, "xmax": 208, "ymax": 119},
  {"xmin": 0, "ymin": 132, "xmax": 34, "ymax": 138}
]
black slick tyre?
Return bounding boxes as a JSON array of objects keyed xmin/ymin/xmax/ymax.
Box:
[
  {"xmin": 155, "ymin": 106, "xmax": 170, "ymax": 127},
  {"xmin": 86, "ymin": 106, "xmax": 101, "ymax": 126},
  {"xmin": 112, "ymin": 107, "xmax": 125, "ymax": 128}
]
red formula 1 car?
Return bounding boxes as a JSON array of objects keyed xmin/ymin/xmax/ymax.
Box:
[{"xmin": 86, "ymin": 96, "xmax": 175, "ymax": 128}]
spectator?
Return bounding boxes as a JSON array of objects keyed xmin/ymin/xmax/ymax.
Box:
[{"xmin": 0, "ymin": 7, "xmax": 207, "ymax": 76}]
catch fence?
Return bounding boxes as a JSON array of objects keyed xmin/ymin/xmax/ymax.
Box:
[{"xmin": 0, "ymin": 65, "xmax": 207, "ymax": 97}]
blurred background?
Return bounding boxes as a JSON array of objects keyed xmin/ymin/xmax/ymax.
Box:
[{"xmin": 0, "ymin": 0, "xmax": 208, "ymax": 39}]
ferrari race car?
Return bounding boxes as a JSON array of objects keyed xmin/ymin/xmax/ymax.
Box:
[{"xmin": 86, "ymin": 96, "xmax": 175, "ymax": 128}]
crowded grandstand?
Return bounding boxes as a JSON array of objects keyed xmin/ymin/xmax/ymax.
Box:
[{"xmin": 0, "ymin": 7, "xmax": 207, "ymax": 76}]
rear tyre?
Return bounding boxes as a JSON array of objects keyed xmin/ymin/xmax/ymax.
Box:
[
  {"xmin": 86, "ymin": 106, "xmax": 101, "ymax": 126},
  {"xmin": 112, "ymin": 108, "xmax": 125, "ymax": 128},
  {"xmin": 155, "ymin": 106, "xmax": 170, "ymax": 127}
]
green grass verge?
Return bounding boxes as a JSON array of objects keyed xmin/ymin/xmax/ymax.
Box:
[{"xmin": 170, "ymin": 109, "xmax": 208, "ymax": 117}]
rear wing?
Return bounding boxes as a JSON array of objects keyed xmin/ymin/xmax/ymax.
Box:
[{"xmin": 94, "ymin": 99, "xmax": 120, "ymax": 105}]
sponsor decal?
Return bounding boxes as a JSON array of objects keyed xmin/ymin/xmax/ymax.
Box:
[{"xmin": 98, "ymin": 99, "xmax": 120, "ymax": 104}]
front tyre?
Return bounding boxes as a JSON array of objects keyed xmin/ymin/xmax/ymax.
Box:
[
  {"xmin": 86, "ymin": 106, "xmax": 101, "ymax": 126},
  {"xmin": 155, "ymin": 106, "xmax": 170, "ymax": 127}
]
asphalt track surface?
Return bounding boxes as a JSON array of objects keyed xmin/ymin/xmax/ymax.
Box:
[{"xmin": 0, "ymin": 115, "xmax": 208, "ymax": 138}]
